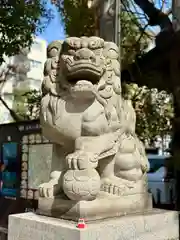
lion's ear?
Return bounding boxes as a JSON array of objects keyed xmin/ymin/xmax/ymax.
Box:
[
  {"xmin": 41, "ymin": 76, "xmax": 51, "ymax": 96},
  {"xmin": 43, "ymin": 59, "xmax": 52, "ymax": 76},
  {"xmin": 47, "ymin": 40, "xmax": 64, "ymax": 58},
  {"xmin": 103, "ymin": 42, "xmax": 119, "ymax": 59},
  {"xmin": 42, "ymin": 83, "xmax": 48, "ymax": 97}
]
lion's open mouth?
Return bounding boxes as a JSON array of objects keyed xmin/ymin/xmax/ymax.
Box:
[{"xmin": 66, "ymin": 62, "xmax": 103, "ymax": 84}]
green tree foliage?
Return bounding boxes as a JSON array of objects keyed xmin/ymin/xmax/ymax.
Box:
[
  {"xmin": 23, "ymin": 90, "xmax": 41, "ymax": 120},
  {"xmin": 13, "ymin": 87, "xmax": 30, "ymax": 120},
  {"xmin": 57, "ymin": 0, "xmax": 95, "ymax": 37},
  {"xmin": 0, "ymin": 0, "xmax": 53, "ymax": 63},
  {"xmin": 123, "ymin": 84, "xmax": 173, "ymax": 145},
  {"xmin": 121, "ymin": 10, "xmax": 149, "ymax": 69},
  {"xmin": 13, "ymin": 89, "xmax": 41, "ymax": 120}
]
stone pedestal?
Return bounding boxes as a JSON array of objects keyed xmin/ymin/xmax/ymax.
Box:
[
  {"xmin": 37, "ymin": 192, "xmax": 152, "ymax": 221},
  {"xmin": 8, "ymin": 210, "xmax": 179, "ymax": 240}
]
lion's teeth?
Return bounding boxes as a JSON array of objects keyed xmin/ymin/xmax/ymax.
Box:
[{"xmin": 76, "ymin": 80, "xmax": 92, "ymax": 85}]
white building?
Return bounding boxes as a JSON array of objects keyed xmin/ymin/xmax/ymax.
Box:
[
  {"xmin": 27, "ymin": 37, "xmax": 47, "ymax": 90},
  {"xmin": 0, "ymin": 37, "xmax": 47, "ymax": 123}
]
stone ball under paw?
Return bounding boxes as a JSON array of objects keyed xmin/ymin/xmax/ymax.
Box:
[{"xmin": 62, "ymin": 168, "xmax": 100, "ymax": 201}]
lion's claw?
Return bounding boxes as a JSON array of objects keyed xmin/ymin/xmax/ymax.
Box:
[
  {"xmin": 66, "ymin": 151, "xmax": 98, "ymax": 170},
  {"xmin": 39, "ymin": 180, "xmax": 61, "ymax": 198}
]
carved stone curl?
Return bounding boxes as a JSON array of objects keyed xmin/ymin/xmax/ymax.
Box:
[{"xmin": 38, "ymin": 36, "xmax": 151, "ymax": 220}]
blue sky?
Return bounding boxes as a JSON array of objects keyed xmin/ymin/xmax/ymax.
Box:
[{"xmin": 37, "ymin": 1, "xmax": 65, "ymax": 43}]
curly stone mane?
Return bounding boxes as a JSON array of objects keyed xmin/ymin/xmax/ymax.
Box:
[{"xmin": 41, "ymin": 37, "xmax": 123, "ymax": 124}]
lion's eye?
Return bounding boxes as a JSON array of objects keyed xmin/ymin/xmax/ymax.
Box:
[
  {"xmin": 74, "ymin": 55, "xmax": 81, "ymax": 61},
  {"xmin": 68, "ymin": 49, "xmax": 76, "ymax": 56},
  {"xmin": 90, "ymin": 56, "xmax": 96, "ymax": 62}
]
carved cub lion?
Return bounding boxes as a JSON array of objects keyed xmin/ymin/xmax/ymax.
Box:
[{"xmin": 39, "ymin": 37, "xmax": 149, "ymax": 201}]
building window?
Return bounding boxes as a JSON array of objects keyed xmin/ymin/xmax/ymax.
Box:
[{"xmin": 30, "ymin": 60, "xmax": 42, "ymax": 69}]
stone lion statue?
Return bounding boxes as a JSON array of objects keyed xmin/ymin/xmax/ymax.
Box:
[{"xmin": 39, "ymin": 37, "xmax": 150, "ymax": 217}]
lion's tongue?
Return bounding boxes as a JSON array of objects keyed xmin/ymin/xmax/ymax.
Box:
[{"xmin": 71, "ymin": 80, "xmax": 95, "ymax": 99}]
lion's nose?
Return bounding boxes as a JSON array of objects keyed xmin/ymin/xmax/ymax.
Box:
[{"xmin": 74, "ymin": 48, "xmax": 96, "ymax": 62}]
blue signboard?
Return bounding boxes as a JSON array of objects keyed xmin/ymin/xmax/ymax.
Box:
[{"xmin": 0, "ymin": 143, "xmax": 18, "ymax": 197}]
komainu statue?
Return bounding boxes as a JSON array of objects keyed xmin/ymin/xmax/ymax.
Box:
[{"xmin": 38, "ymin": 36, "xmax": 152, "ymax": 221}]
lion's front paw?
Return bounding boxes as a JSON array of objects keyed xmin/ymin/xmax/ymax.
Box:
[
  {"xmin": 66, "ymin": 151, "xmax": 98, "ymax": 170},
  {"xmin": 39, "ymin": 180, "xmax": 61, "ymax": 198}
]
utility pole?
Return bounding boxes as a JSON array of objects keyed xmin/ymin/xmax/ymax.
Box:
[{"xmin": 114, "ymin": 0, "xmax": 121, "ymax": 47}]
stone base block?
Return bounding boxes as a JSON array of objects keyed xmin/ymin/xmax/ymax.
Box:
[
  {"xmin": 8, "ymin": 210, "xmax": 179, "ymax": 240},
  {"xmin": 37, "ymin": 192, "xmax": 152, "ymax": 221}
]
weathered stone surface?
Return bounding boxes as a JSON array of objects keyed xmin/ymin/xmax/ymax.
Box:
[
  {"xmin": 8, "ymin": 210, "xmax": 179, "ymax": 240},
  {"xmin": 38, "ymin": 36, "xmax": 151, "ymax": 220}
]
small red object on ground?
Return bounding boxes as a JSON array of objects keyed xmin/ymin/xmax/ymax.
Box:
[{"xmin": 77, "ymin": 218, "xmax": 86, "ymax": 229}]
